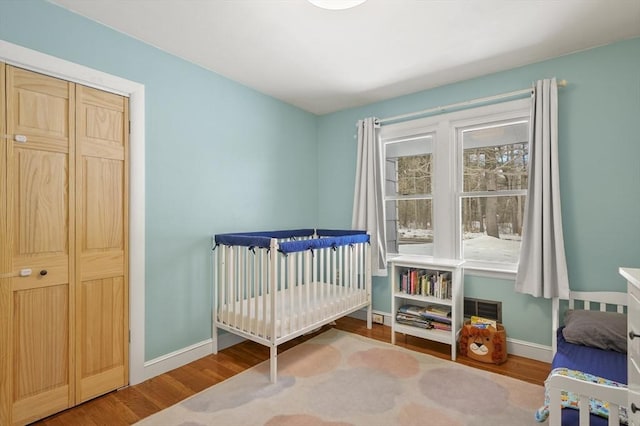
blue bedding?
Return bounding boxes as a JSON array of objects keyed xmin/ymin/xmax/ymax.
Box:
[
  {"xmin": 553, "ymin": 327, "xmax": 627, "ymax": 425},
  {"xmin": 553, "ymin": 328, "xmax": 627, "ymax": 383}
]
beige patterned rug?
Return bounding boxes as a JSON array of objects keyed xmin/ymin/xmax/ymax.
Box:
[{"xmin": 137, "ymin": 329, "xmax": 543, "ymax": 426}]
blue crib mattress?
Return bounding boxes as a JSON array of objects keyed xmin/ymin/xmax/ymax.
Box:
[
  {"xmin": 553, "ymin": 327, "xmax": 627, "ymax": 425},
  {"xmin": 553, "ymin": 328, "xmax": 627, "ymax": 383}
]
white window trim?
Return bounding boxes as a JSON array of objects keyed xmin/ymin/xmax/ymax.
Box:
[{"xmin": 381, "ymin": 98, "xmax": 531, "ymax": 276}]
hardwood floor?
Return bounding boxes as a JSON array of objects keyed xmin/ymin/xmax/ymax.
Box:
[{"xmin": 34, "ymin": 317, "xmax": 551, "ymax": 425}]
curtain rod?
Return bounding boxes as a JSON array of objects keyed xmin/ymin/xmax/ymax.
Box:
[{"xmin": 377, "ymin": 79, "xmax": 567, "ymax": 125}]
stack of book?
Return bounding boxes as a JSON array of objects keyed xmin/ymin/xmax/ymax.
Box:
[
  {"xmin": 396, "ymin": 304, "xmax": 452, "ymax": 331},
  {"xmin": 469, "ymin": 315, "xmax": 497, "ymax": 329},
  {"xmin": 398, "ymin": 269, "xmax": 452, "ymax": 299}
]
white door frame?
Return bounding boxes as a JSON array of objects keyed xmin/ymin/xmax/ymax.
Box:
[{"xmin": 0, "ymin": 40, "xmax": 146, "ymax": 385}]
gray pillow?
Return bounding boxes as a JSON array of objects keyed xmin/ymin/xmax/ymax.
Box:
[{"xmin": 562, "ymin": 309, "xmax": 627, "ymax": 353}]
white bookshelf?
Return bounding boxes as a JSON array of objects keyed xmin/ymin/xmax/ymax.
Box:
[{"xmin": 390, "ymin": 255, "xmax": 464, "ymax": 360}]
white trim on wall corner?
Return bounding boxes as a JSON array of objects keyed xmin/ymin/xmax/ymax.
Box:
[{"xmin": 0, "ymin": 39, "xmax": 147, "ymax": 385}]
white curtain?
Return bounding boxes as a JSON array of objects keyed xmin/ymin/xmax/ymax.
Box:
[
  {"xmin": 352, "ymin": 117, "xmax": 387, "ymax": 276},
  {"xmin": 515, "ymin": 78, "xmax": 569, "ymax": 298}
]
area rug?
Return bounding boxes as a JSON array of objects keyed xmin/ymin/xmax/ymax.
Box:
[{"xmin": 137, "ymin": 329, "xmax": 544, "ymax": 426}]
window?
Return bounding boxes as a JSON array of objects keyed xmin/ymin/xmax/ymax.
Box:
[
  {"xmin": 460, "ymin": 121, "xmax": 529, "ymax": 264},
  {"xmin": 381, "ymin": 98, "xmax": 531, "ymax": 272},
  {"xmin": 384, "ymin": 134, "xmax": 434, "ymax": 255}
]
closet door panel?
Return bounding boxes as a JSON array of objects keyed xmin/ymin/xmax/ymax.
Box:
[
  {"xmin": 5, "ymin": 66, "xmax": 74, "ymax": 425},
  {"xmin": 78, "ymin": 277, "xmax": 126, "ymax": 396},
  {"xmin": 12, "ymin": 285, "xmax": 70, "ymax": 422},
  {"xmin": 76, "ymin": 84, "xmax": 128, "ymax": 403},
  {"xmin": 15, "ymin": 150, "xmax": 68, "ymax": 254},
  {"xmin": 83, "ymin": 157, "xmax": 124, "ymax": 250}
]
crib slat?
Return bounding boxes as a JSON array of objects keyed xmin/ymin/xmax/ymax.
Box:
[
  {"xmin": 297, "ymin": 252, "xmax": 302, "ymax": 330},
  {"xmin": 270, "ymin": 241, "xmax": 276, "ymax": 343},
  {"xmin": 227, "ymin": 246, "xmax": 233, "ymax": 327},
  {"xmin": 319, "ymin": 247, "xmax": 324, "ymax": 284},
  {"xmin": 578, "ymin": 395, "xmax": 589, "ymax": 425},
  {"xmin": 227, "ymin": 246, "xmax": 232, "ymax": 327},
  {"xmin": 287, "ymin": 252, "xmax": 292, "ymax": 334},
  {"xmin": 261, "ymin": 249, "xmax": 267, "ymax": 338},
  {"xmin": 219, "ymin": 247, "xmax": 225, "ymax": 326},
  {"xmin": 338, "ymin": 245, "xmax": 342, "ymax": 312},
  {"xmin": 608, "ymin": 404, "xmax": 619, "ymax": 426},
  {"xmin": 355, "ymin": 243, "xmax": 362, "ymax": 302},
  {"xmin": 232, "ymin": 246, "xmax": 238, "ymax": 327},
  {"xmin": 251, "ymin": 249, "xmax": 258, "ymax": 336},
  {"xmin": 297, "ymin": 251, "xmax": 303, "ymax": 330},
  {"xmin": 332, "ymin": 247, "xmax": 337, "ymax": 316},
  {"xmin": 281, "ymin": 254, "xmax": 287, "ymax": 339},
  {"xmin": 313, "ymin": 247, "xmax": 318, "ymax": 324},
  {"xmin": 240, "ymin": 247, "xmax": 246, "ymax": 332},
  {"xmin": 305, "ymin": 249, "xmax": 311, "ymax": 327}
]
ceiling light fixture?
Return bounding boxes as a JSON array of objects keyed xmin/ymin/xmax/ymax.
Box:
[{"xmin": 307, "ymin": 0, "xmax": 367, "ymax": 10}]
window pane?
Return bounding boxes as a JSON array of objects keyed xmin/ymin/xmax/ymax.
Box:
[
  {"xmin": 463, "ymin": 122, "xmax": 528, "ymax": 192},
  {"xmin": 385, "ymin": 135, "xmax": 433, "ymax": 197},
  {"xmin": 386, "ymin": 199, "xmax": 433, "ymax": 255},
  {"xmin": 461, "ymin": 195, "xmax": 525, "ymax": 263}
]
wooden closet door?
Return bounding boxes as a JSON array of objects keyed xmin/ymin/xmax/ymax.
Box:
[
  {"xmin": 75, "ymin": 85, "xmax": 129, "ymax": 402},
  {"xmin": 4, "ymin": 66, "xmax": 75, "ymax": 425}
]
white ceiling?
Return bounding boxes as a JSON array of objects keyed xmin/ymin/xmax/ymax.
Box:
[{"xmin": 49, "ymin": 0, "xmax": 640, "ymax": 115}]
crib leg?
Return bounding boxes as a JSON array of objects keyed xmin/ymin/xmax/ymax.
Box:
[
  {"xmin": 270, "ymin": 345, "xmax": 277, "ymax": 384},
  {"xmin": 212, "ymin": 324, "xmax": 218, "ymax": 355},
  {"xmin": 367, "ymin": 304, "xmax": 372, "ymax": 329},
  {"xmin": 549, "ymin": 387, "xmax": 561, "ymax": 426}
]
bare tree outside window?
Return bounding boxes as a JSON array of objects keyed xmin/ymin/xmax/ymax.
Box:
[
  {"xmin": 461, "ymin": 122, "xmax": 529, "ymax": 263},
  {"xmin": 384, "ymin": 135, "xmax": 434, "ymax": 255}
]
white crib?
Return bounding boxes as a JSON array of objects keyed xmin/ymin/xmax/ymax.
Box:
[{"xmin": 212, "ymin": 229, "xmax": 372, "ymax": 383}]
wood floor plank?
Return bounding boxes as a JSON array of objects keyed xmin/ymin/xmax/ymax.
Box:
[
  {"xmin": 112, "ymin": 387, "xmax": 162, "ymax": 420},
  {"xmin": 33, "ymin": 317, "xmax": 551, "ymax": 425}
]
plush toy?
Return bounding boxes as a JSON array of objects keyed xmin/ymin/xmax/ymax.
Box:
[{"xmin": 459, "ymin": 323, "xmax": 507, "ymax": 364}]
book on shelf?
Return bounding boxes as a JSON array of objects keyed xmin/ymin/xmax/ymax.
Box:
[
  {"xmin": 430, "ymin": 321, "xmax": 452, "ymax": 331},
  {"xmin": 396, "ymin": 313, "xmax": 433, "ymax": 329},
  {"xmin": 398, "ymin": 269, "xmax": 452, "ymax": 300},
  {"xmin": 396, "ymin": 304, "xmax": 452, "ymax": 329}
]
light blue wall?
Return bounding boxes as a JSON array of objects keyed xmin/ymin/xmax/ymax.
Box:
[
  {"xmin": 0, "ymin": 0, "xmax": 318, "ymax": 360},
  {"xmin": 317, "ymin": 38, "xmax": 640, "ymax": 346}
]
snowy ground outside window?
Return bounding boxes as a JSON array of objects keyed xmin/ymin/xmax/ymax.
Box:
[{"xmin": 397, "ymin": 228, "xmax": 520, "ymax": 263}]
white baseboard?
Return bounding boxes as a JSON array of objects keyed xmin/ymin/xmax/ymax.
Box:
[
  {"xmin": 349, "ymin": 310, "xmax": 552, "ymax": 363},
  {"xmin": 348, "ymin": 308, "xmax": 392, "ymax": 326},
  {"xmin": 141, "ymin": 332, "xmax": 244, "ymax": 382},
  {"xmin": 506, "ymin": 338, "xmax": 553, "ymax": 363}
]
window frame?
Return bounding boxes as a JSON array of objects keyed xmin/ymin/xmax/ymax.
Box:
[
  {"xmin": 383, "ymin": 131, "xmax": 436, "ymax": 256},
  {"xmin": 380, "ymin": 98, "xmax": 531, "ymax": 276}
]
